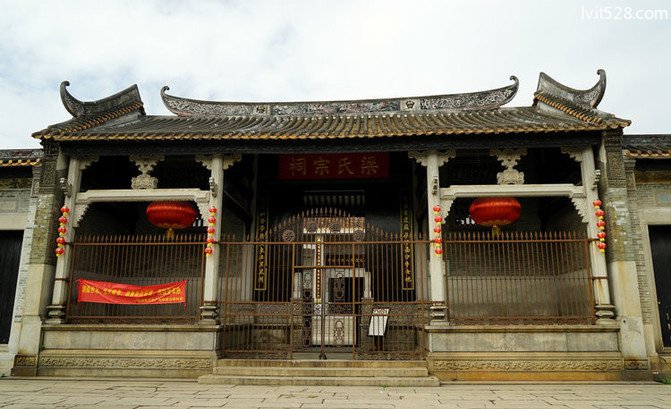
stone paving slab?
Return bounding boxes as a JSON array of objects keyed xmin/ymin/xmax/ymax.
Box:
[{"xmin": 0, "ymin": 379, "xmax": 670, "ymax": 408}]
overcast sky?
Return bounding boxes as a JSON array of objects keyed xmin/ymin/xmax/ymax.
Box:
[{"xmin": 1, "ymin": 0, "xmax": 669, "ymax": 148}]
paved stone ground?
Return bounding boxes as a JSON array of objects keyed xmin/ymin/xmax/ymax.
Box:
[{"xmin": 0, "ymin": 379, "xmax": 670, "ymax": 409}]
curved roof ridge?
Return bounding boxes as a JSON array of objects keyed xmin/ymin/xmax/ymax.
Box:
[
  {"xmin": 535, "ymin": 69, "xmax": 606, "ymax": 109},
  {"xmin": 60, "ymin": 81, "xmax": 144, "ymax": 118},
  {"xmin": 160, "ymin": 76, "xmax": 519, "ymax": 118}
]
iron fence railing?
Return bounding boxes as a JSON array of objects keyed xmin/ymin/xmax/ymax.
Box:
[
  {"xmin": 443, "ymin": 230, "xmax": 595, "ymax": 324},
  {"xmin": 66, "ymin": 233, "xmax": 206, "ymax": 323}
]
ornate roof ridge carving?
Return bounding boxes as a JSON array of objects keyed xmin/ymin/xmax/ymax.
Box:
[
  {"xmin": 60, "ymin": 81, "xmax": 144, "ymax": 118},
  {"xmin": 535, "ymin": 69, "xmax": 606, "ymax": 110},
  {"xmin": 160, "ymin": 76, "xmax": 519, "ymax": 117}
]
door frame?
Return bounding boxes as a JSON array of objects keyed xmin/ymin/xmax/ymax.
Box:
[{"xmin": 639, "ymin": 209, "xmax": 671, "ymax": 354}]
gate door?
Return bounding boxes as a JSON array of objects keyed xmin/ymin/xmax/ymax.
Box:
[
  {"xmin": 219, "ymin": 207, "xmax": 429, "ymax": 359},
  {"xmin": 292, "ymin": 239, "xmax": 367, "ymax": 358}
]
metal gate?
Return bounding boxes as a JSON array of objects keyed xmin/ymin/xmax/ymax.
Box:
[{"xmin": 218, "ymin": 208, "xmax": 430, "ymax": 359}]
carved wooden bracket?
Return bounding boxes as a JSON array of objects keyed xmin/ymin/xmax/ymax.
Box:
[
  {"xmin": 408, "ymin": 150, "xmax": 455, "ymax": 167},
  {"xmin": 560, "ymin": 146, "xmax": 584, "ymax": 163},
  {"xmin": 72, "ymin": 203, "xmax": 90, "ymax": 227},
  {"xmin": 130, "ymin": 155, "xmax": 164, "ymax": 189},
  {"xmin": 490, "ymin": 148, "xmax": 526, "ymax": 185},
  {"xmin": 79, "ymin": 155, "xmax": 99, "ymax": 171},
  {"xmin": 59, "ymin": 177, "xmax": 72, "ymax": 197},
  {"xmin": 569, "ymin": 196, "xmax": 588, "ymax": 223}
]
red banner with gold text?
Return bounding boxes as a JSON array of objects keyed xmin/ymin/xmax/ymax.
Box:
[{"xmin": 77, "ymin": 279, "xmax": 187, "ymax": 305}]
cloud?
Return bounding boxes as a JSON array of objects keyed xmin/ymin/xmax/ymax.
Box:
[{"xmin": 0, "ymin": 0, "xmax": 669, "ymax": 148}]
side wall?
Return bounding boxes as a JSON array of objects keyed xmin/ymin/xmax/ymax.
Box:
[
  {"xmin": 0, "ymin": 170, "xmax": 38, "ymax": 376},
  {"xmin": 627, "ymin": 162, "xmax": 671, "ymax": 367}
]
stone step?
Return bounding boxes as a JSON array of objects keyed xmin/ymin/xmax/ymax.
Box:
[
  {"xmin": 199, "ymin": 374, "xmax": 441, "ymax": 386},
  {"xmin": 213, "ymin": 365, "xmax": 429, "ymax": 377},
  {"xmin": 216, "ymin": 359, "xmax": 428, "ymax": 369}
]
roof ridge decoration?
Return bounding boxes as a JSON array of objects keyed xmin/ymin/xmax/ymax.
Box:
[
  {"xmin": 60, "ymin": 81, "xmax": 144, "ymax": 117},
  {"xmin": 535, "ymin": 69, "xmax": 606, "ymax": 110},
  {"xmin": 160, "ymin": 76, "xmax": 519, "ymax": 118}
]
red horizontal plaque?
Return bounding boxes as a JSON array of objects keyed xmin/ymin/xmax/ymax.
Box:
[
  {"xmin": 279, "ymin": 153, "xmax": 389, "ymax": 180},
  {"xmin": 77, "ymin": 279, "xmax": 187, "ymax": 305}
]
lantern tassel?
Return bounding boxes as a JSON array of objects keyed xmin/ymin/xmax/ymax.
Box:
[
  {"xmin": 166, "ymin": 228, "xmax": 175, "ymax": 240},
  {"xmin": 492, "ymin": 225, "xmax": 501, "ymax": 237}
]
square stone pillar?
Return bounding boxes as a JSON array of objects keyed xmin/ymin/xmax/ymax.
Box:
[
  {"xmin": 563, "ymin": 146, "xmax": 616, "ymax": 323},
  {"xmin": 599, "ymin": 130, "xmax": 649, "ymax": 371},
  {"xmin": 198, "ymin": 154, "xmax": 240, "ymax": 324},
  {"xmin": 45, "ymin": 155, "xmax": 94, "ymax": 323},
  {"xmin": 409, "ymin": 150, "xmax": 454, "ymax": 323}
]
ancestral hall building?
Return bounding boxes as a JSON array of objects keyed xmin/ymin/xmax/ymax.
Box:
[{"xmin": 3, "ymin": 70, "xmax": 669, "ymax": 382}]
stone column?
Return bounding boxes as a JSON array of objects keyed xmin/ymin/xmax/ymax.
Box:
[
  {"xmin": 409, "ymin": 150, "xmax": 454, "ymax": 322},
  {"xmin": 598, "ymin": 130, "xmax": 649, "ymax": 371},
  {"xmin": 13, "ymin": 142, "xmax": 63, "ymax": 375},
  {"xmin": 198, "ymin": 154, "xmax": 240, "ymax": 324},
  {"xmin": 563, "ymin": 146, "xmax": 616, "ymax": 323},
  {"xmin": 45, "ymin": 156, "xmax": 93, "ymax": 323}
]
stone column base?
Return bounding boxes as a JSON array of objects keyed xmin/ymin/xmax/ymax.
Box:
[
  {"xmin": 11, "ymin": 354, "xmax": 38, "ymax": 376},
  {"xmin": 199, "ymin": 303, "xmax": 219, "ymax": 324},
  {"xmin": 595, "ymin": 304, "xmax": 616, "ymax": 324},
  {"xmin": 45, "ymin": 304, "xmax": 66, "ymax": 324}
]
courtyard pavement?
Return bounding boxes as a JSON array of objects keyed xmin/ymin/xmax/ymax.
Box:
[{"xmin": 0, "ymin": 378, "xmax": 670, "ymax": 409}]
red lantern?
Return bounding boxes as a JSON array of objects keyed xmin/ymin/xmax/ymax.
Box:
[
  {"xmin": 434, "ymin": 216, "xmax": 443, "ymax": 223},
  {"xmin": 204, "ymin": 246, "xmax": 214, "ymax": 255},
  {"xmin": 597, "ymin": 242, "xmax": 607, "ymax": 250},
  {"xmin": 146, "ymin": 201, "xmax": 198, "ymax": 238},
  {"xmin": 469, "ymin": 197, "xmax": 522, "ymax": 235},
  {"xmin": 434, "ymin": 247, "xmax": 443, "ymax": 255},
  {"xmin": 60, "ymin": 206, "xmax": 70, "ymax": 214},
  {"xmin": 432, "ymin": 205, "xmax": 441, "ymax": 213},
  {"xmin": 433, "ymin": 226, "xmax": 441, "ymax": 234},
  {"xmin": 593, "ymin": 199, "xmax": 602, "ymax": 207},
  {"xmin": 434, "ymin": 237, "xmax": 442, "ymax": 244},
  {"xmin": 58, "ymin": 226, "xmax": 67, "ymax": 234},
  {"xmin": 56, "ymin": 237, "xmax": 66, "ymax": 245}
]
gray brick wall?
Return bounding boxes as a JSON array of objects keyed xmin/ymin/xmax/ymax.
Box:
[{"xmin": 627, "ymin": 171, "xmax": 671, "ymax": 324}]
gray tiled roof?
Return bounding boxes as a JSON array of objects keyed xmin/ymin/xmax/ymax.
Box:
[{"xmin": 33, "ymin": 71, "xmax": 629, "ymax": 142}]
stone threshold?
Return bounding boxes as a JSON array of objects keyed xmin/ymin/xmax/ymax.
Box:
[
  {"xmin": 42, "ymin": 323, "xmax": 221, "ymax": 332},
  {"xmin": 425, "ymin": 324, "xmax": 620, "ymax": 333}
]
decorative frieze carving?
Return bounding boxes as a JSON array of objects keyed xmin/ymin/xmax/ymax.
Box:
[
  {"xmin": 130, "ymin": 155, "xmax": 163, "ymax": 189},
  {"xmin": 38, "ymin": 356, "xmax": 212, "ymax": 369},
  {"xmin": 623, "ymin": 359, "xmax": 650, "ymax": 370},
  {"xmin": 431, "ymin": 359, "xmax": 622, "ymax": 371},
  {"xmin": 490, "ymin": 148, "xmax": 526, "ymax": 185},
  {"xmin": 14, "ymin": 355, "xmax": 37, "ymax": 368}
]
